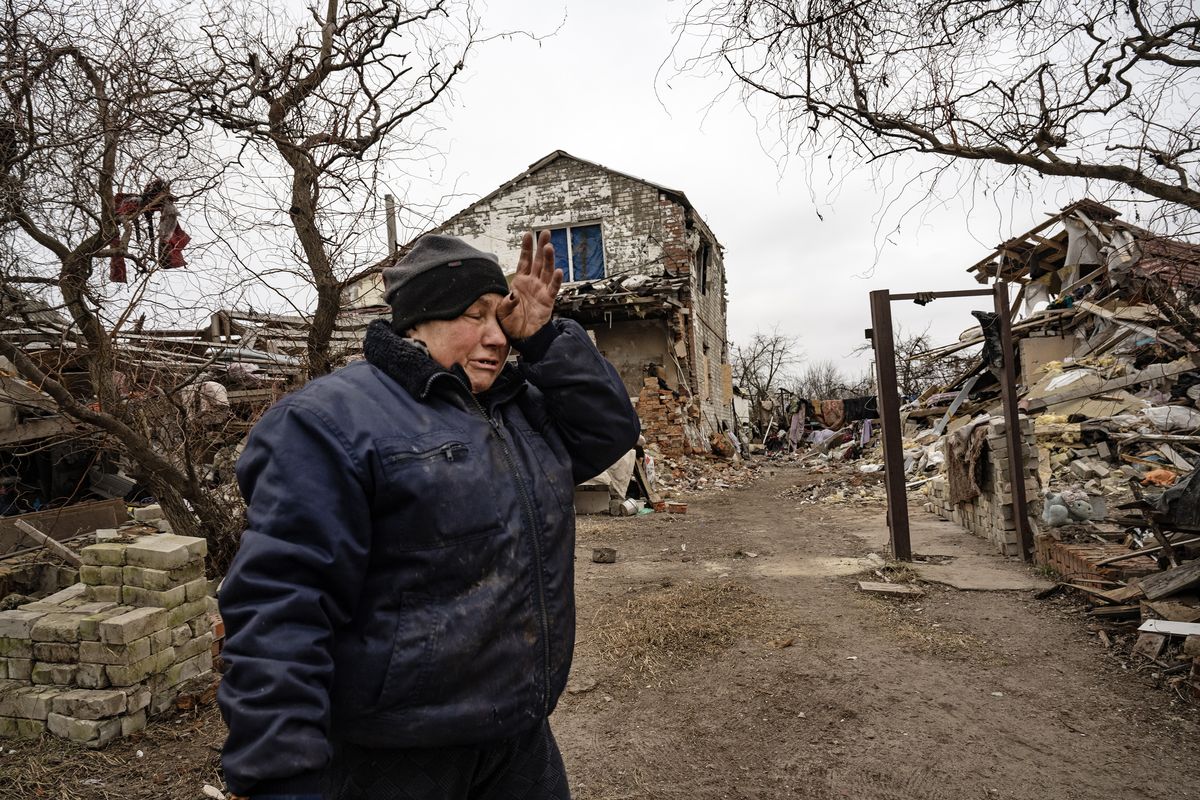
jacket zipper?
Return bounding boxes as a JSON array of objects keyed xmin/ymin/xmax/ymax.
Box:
[
  {"xmin": 452, "ymin": 382, "xmax": 553, "ymax": 717},
  {"xmin": 383, "ymin": 442, "xmax": 467, "ymax": 465}
]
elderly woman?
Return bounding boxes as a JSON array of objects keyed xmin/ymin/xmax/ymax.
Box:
[{"xmin": 219, "ymin": 232, "xmax": 640, "ymax": 800}]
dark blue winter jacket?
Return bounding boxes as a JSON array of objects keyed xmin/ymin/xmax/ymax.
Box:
[{"xmin": 218, "ymin": 319, "xmax": 639, "ymax": 797}]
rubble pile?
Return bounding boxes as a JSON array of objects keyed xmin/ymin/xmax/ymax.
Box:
[
  {"xmin": 648, "ymin": 448, "xmax": 759, "ymax": 495},
  {"xmin": 637, "ymin": 378, "xmax": 699, "ymax": 458},
  {"xmin": 0, "ymin": 511, "xmax": 215, "ymax": 747},
  {"xmin": 779, "ymin": 469, "xmax": 886, "ymax": 505}
]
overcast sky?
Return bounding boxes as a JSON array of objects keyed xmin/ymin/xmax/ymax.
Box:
[{"xmin": 379, "ymin": 0, "xmax": 1101, "ymax": 374}]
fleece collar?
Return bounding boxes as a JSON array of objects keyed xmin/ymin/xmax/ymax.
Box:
[{"xmin": 363, "ymin": 319, "xmax": 523, "ymax": 406}]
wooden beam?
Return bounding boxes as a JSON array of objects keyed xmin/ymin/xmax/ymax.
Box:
[
  {"xmin": 1139, "ymin": 560, "xmax": 1200, "ymax": 601},
  {"xmin": 14, "ymin": 520, "xmax": 83, "ymax": 566}
]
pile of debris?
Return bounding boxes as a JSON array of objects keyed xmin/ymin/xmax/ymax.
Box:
[
  {"xmin": 890, "ymin": 199, "xmax": 1197, "ymax": 561},
  {"xmin": 1047, "ymin": 556, "xmax": 1200, "ymax": 700}
]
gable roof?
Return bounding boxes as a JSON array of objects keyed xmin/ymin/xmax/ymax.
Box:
[
  {"xmin": 435, "ymin": 150, "xmax": 697, "ymax": 237},
  {"xmin": 345, "ymin": 151, "xmax": 709, "ymax": 286}
]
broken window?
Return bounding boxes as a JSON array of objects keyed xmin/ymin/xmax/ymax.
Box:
[
  {"xmin": 544, "ymin": 223, "xmax": 604, "ymax": 281},
  {"xmin": 698, "ymin": 240, "xmax": 711, "ymax": 294}
]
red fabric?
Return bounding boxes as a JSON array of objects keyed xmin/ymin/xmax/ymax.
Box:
[
  {"xmin": 115, "ymin": 194, "xmax": 142, "ymax": 218},
  {"xmin": 163, "ymin": 223, "xmax": 190, "ymax": 269},
  {"xmin": 108, "ymin": 236, "xmax": 127, "ymax": 283}
]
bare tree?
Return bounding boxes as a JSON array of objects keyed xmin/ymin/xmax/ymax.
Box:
[
  {"xmin": 676, "ymin": 1, "xmax": 1200, "ymax": 222},
  {"xmin": 732, "ymin": 328, "xmax": 800, "ymax": 412},
  {"xmin": 195, "ymin": 0, "xmax": 476, "ymax": 377},
  {"xmin": 0, "ymin": 0, "xmax": 243, "ymax": 563},
  {"xmin": 851, "ymin": 326, "xmax": 977, "ymax": 397}
]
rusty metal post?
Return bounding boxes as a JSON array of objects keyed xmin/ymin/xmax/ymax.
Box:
[
  {"xmin": 993, "ymin": 282, "xmax": 1034, "ymax": 560},
  {"xmin": 869, "ymin": 290, "xmax": 911, "ymax": 561}
]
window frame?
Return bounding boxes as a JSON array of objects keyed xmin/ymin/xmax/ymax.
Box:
[{"xmin": 539, "ymin": 221, "xmax": 606, "ymax": 282}]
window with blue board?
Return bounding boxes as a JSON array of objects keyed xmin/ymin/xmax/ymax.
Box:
[{"xmin": 543, "ymin": 223, "xmax": 604, "ymax": 281}]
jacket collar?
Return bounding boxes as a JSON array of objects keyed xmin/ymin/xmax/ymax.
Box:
[{"xmin": 363, "ymin": 319, "xmax": 524, "ymax": 406}]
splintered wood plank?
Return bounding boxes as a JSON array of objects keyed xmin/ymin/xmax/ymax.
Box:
[
  {"xmin": 1145, "ymin": 601, "xmax": 1200, "ymax": 623},
  {"xmin": 1132, "ymin": 632, "xmax": 1167, "ymax": 660},
  {"xmin": 1140, "ymin": 560, "xmax": 1200, "ymax": 601},
  {"xmin": 1089, "ymin": 604, "xmax": 1141, "ymax": 619},
  {"xmin": 857, "ymin": 581, "xmax": 925, "ymax": 597}
]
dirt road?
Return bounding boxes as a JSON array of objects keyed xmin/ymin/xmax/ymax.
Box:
[
  {"xmin": 3, "ymin": 462, "xmax": 1197, "ymax": 799},
  {"xmin": 560, "ymin": 464, "xmax": 1200, "ymax": 800}
]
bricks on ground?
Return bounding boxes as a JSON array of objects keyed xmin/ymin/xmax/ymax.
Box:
[{"xmin": 0, "ymin": 518, "xmax": 216, "ymax": 748}]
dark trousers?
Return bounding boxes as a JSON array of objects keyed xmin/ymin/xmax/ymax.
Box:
[{"xmin": 323, "ymin": 722, "xmax": 571, "ymax": 800}]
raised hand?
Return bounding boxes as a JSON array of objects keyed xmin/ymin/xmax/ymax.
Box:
[{"xmin": 498, "ymin": 230, "xmax": 564, "ymax": 340}]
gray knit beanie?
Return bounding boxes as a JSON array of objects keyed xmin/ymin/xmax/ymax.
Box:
[{"xmin": 383, "ymin": 234, "xmax": 509, "ymax": 333}]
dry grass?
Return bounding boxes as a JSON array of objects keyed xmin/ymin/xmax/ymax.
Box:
[
  {"xmin": 853, "ymin": 593, "xmax": 984, "ymax": 661},
  {"xmin": 584, "ymin": 581, "xmax": 777, "ymax": 688}
]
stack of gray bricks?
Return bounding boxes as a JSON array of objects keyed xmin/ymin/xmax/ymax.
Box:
[
  {"xmin": 0, "ymin": 521, "xmax": 214, "ymax": 747},
  {"xmin": 926, "ymin": 415, "xmax": 1040, "ymax": 557}
]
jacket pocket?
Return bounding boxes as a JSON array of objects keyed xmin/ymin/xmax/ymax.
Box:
[
  {"xmin": 376, "ymin": 592, "xmax": 444, "ymax": 711},
  {"xmin": 376, "ymin": 431, "xmax": 503, "ymax": 545}
]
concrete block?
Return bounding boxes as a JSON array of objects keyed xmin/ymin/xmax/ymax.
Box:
[
  {"xmin": 187, "ymin": 615, "xmax": 211, "ymax": 638},
  {"xmin": 173, "ymin": 633, "xmax": 213, "ymax": 664},
  {"xmin": 94, "ymin": 528, "xmax": 121, "ymax": 542},
  {"xmin": 122, "ymin": 685, "xmax": 151, "ymax": 714},
  {"xmin": 40, "ymin": 584, "xmax": 88, "ymax": 606},
  {"xmin": 149, "ymin": 689, "xmax": 177, "ymax": 717},
  {"xmin": 99, "ymin": 566, "xmax": 124, "ymax": 585},
  {"xmin": 31, "ymin": 662, "xmax": 77, "ymax": 686},
  {"xmin": 105, "ymin": 647, "xmax": 173, "ymax": 687},
  {"xmin": 121, "ymin": 584, "xmax": 188, "ymax": 610},
  {"xmin": 171, "ymin": 625, "xmax": 192, "ymax": 648},
  {"xmin": 121, "ymin": 708, "xmax": 148, "ymax": 736},
  {"xmin": 78, "ymin": 606, "xmax": 133, "ymax": 641},
  {"xmin": 30, "ymin": 613, "xmax": 83, "ymax": 643},
  {"xmin": 15, "ymin": 718, "xmax": 46, "ymax": 738},
  {"xmin": 165, "ymin": 650, "xmax": 211, "ymax": 687},
  {"xmin": 80, "ymin": 565, "xmax": 104, "ymax": 586},
  {"xmin": 150, "ymin": 627, "xmax": 174, "ymax": 654},
  {"xmin": 164, "ymin": 599, "xmax": 208, "ymax": 629},
  {"xmin": 50, "ymin": 689, "xmax": 125, "ymax": 720},
  {"xmin": 88, "ymin": 586, "xmax": 121, "ymax": 603},
  {"xmin": 0, "ymin": 610, "xmax": 47, "ymax": 638},
  {"xmin": 182, "ymin": 577, "xmax": 208, "ymax": 603},
  {"xmin": 124, "ymin": 535, "xmax": 206, "ymax": 570},
  {"xmin": 80, "ymin": 543, "xmax": 127, "ymax": 567},
  {"xmin": 73, "ymin": 602, "xmax": 118, "ymax": 616},
  {"xmin": 47, "ymin": 712, "xmax": 121, "ymax": 747},
  {"xmin": 33, "ymin": 642, "xmax": 78, "ymax": 663},
  {"xmin": 99, "ymin": 607, "xmax": 166, "ymax": 645},
  {"xmin": 0, "ymin": 687, "xmax": 61, "ymax": 719},
  {"xmin": 80, "ymin": 637, "xmax": 152, "ymax": 666},
  {"xmin": 6, "ymin": 658, "xmax": 31, "ymax": 681},
  {"xmin": 0, "ymin": 637, "xmax": 33, "ymax": 659},
  {"xmin": 132, "ymin": 504, "xmax": 163, "ymax": 522},
  {"xmin": 74, "ymin": 662, "xmax": 111, "ymax": 689},
  {"xmin": 122, "ymin": 561, "xmax": 203, "ymax": 592}
]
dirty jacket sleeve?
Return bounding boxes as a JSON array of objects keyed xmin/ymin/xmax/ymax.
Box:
[
  {"xmin": 218, "ymin": 403, "xmax": 370, "ymax": 797},
  {"xmin": 515, "ymin": 318, "xmax": 641, "ymax": 482}
]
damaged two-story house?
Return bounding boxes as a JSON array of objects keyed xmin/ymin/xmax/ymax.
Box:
[{"xmin": 343, "ymin": 150, "xmax": 734, "ymax": 456}]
